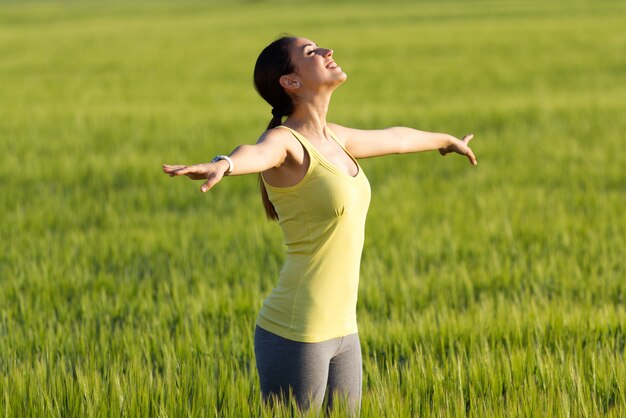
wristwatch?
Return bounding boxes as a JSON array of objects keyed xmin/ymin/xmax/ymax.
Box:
[{"xmin": 210, "ymin": 155, "xmax": 234, "ymax": 175}]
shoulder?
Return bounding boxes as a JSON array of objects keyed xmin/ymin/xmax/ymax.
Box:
[
  {"xmin": 257, "ymin": 126, "xmax": 296, "ymax": 147},
  {"xmin": 256, "ymin": 126, "xmax": 303, "ymax": 158}
]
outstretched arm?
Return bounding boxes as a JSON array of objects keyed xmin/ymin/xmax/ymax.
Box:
[
  {"xmin": 329, "ymin": 124, "xmax": 477, "ymax": 166},
  {"xmin": 162, "ymin": 130, "xmax": 290, "ymax": 192}
]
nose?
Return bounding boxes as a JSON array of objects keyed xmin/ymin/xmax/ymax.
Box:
[{"xmin": 323, "ymin": 48, "xmax": 333, "ymax": 57}]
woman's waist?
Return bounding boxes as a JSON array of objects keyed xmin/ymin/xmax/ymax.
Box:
[{"xmin": 258, "ymin": 285, "xmax": 359, "ymax": 343}]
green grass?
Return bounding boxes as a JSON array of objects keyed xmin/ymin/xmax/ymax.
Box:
[{"xmin": 1, "ymin": 0, "xmax": 625, "ymax": 416}]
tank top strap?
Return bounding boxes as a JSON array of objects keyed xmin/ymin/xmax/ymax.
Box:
[
  {"xmin": 324, "ymin": 126, "xmax": 345, "ymax": 151},
  {"xmin": 275, "ymin": 125, "xmax": 318, "ymax": 158},
  {"xmin": 325, "ymin": 126, "xmax": 358, "ymax": 162}
]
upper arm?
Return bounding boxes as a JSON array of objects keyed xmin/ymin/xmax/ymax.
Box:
[
  {"xmin": 253, "ymin": 128, "xmax": 298, "ymax": 169},
  {"xmin": 328, "ymin": 123, "xmax": 403, "ymax": 159}
]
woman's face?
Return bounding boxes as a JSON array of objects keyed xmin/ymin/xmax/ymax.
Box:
[{"xmin": 285, "ymin": 37, "xmax": 347, "ymax": 91}]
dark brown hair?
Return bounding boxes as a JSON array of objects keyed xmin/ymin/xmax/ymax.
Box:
[{"xmin": 253, "ymin": 36, "xmax": 297, "ymax": 221}]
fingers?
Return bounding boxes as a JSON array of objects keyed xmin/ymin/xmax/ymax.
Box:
[
  {"xmin": 466, "ymin": 149, "xmax": 478, "ymax": 166},
  {"xmin": 162, "ymin": 164, "xmax": 188, "ymax": 177},
  {"xmin": 460, "ymin": 134, "xmax": 476, "ymax": 165},
  {"xmin": 163, "ymin": 163, "xmax": 223, "ymax": 191},
  {"xmin": 466, "ymin": 134, "xmax": 477, "ymax": 165},
  {"xmin": 163, "ymin": 164, "xmax": 206, "ymax": 179},
  {"xmin": 200, "ymin": 175, "xmax": 222, "ymax": 192},
  {"xmin": 174, "ymin": 167, "xmax": 193, "ymax": 176}
]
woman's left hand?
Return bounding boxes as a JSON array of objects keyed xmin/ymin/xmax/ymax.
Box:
[
  {"xmin": 162, "ymin": 162, "xmax": 229, "ymax": 192},
  {"xmin": 439, "ymin": 134, "xmax": 477, "ymax": 166}
]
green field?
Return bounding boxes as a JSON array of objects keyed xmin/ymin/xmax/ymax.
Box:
[{"xmin": 1, "ymin": 0, "xmax": 625, "ymax": 416}]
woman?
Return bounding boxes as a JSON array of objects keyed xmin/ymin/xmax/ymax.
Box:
[{"xmin": 163, "ymin": 36, "xmax": 477, "ymax": 414}]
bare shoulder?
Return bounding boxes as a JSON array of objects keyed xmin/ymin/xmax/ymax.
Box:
[
  {"xmin": 257, "ymin": 126, "xmax": 286, "ymax": 142},
  {"xmin": 257, "ymin": 126, "xmax": 293, "ymax": 147},
  {"xmin": 256, "ymin": 126, "xmax": 303, "ymax": 159}
]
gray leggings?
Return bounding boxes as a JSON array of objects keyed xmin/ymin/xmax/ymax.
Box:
[{"xmin": 254, "ymin": 325, "xmax": 362, "ymax": 414}]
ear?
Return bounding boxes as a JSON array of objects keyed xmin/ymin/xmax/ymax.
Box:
[{"xmin": 279, "ymin": 75, "xmax": 301, "ymax": 90}]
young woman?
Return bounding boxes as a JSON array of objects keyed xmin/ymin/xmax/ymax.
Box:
[{"xmin": 163, "ymin": 36, "xmax": 477, "ymax": 414}]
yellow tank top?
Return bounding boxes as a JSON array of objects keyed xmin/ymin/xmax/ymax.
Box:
[{"xmin": 256, "ymin": 126, "xmax": 371, "ymax": 343}]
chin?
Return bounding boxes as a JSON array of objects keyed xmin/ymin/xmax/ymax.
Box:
[
  {"xmin": 336, "ymin": 71, "xmax": 348, "ymax": 84},
  {"xmin": 326, "ymin": 72, "xmax": 347, "ymax": 89}
]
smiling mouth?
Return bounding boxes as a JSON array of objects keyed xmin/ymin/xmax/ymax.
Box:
[{"xmin": 326, "ymin": 61, "xmax": 338, "ymax": 69}]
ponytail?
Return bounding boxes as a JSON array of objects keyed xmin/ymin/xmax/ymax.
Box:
[
  {"xmin": 254, "ymin": 36, "xmax": 297, "ymax": 222},
  {"xmin": 258, "ymin": 176, "xmax": 279, "ymax": 221}
]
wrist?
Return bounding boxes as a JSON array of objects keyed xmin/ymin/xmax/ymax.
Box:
[
  {"xmin": 210, "ymin": 155, "xmax": 234, "ymax": 175},
  {"xmin": 444, "ymin": 134, "xmax": 456, "ymax": 148},
  {"xmin": 215, "ymin": 159, "xmax": 230, "ymax": 175},
  {"xmin": 438, "ymin": 135, "xmax": 454, "ymax": 151}
]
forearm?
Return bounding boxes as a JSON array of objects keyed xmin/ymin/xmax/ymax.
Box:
[
  {"xmin": 388, "ymin": 127, "xmax": 454, "ymax": 154},
  {"xmin": 336, "ymin": 124, "xmax": 456, "ymax": 158},
  {"xmin": 217, "ymin": 143, "xmax": 285, "ymax": 176}
]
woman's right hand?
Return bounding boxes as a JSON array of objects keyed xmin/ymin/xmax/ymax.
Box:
[{"xmin": 162, "ymin": 161, "xmax": 229, "ymax": 192}]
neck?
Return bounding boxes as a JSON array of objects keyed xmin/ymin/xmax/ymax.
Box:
[{"xmin": 284, "ymin": 90, "xmax": 333, "ymax": 140}]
